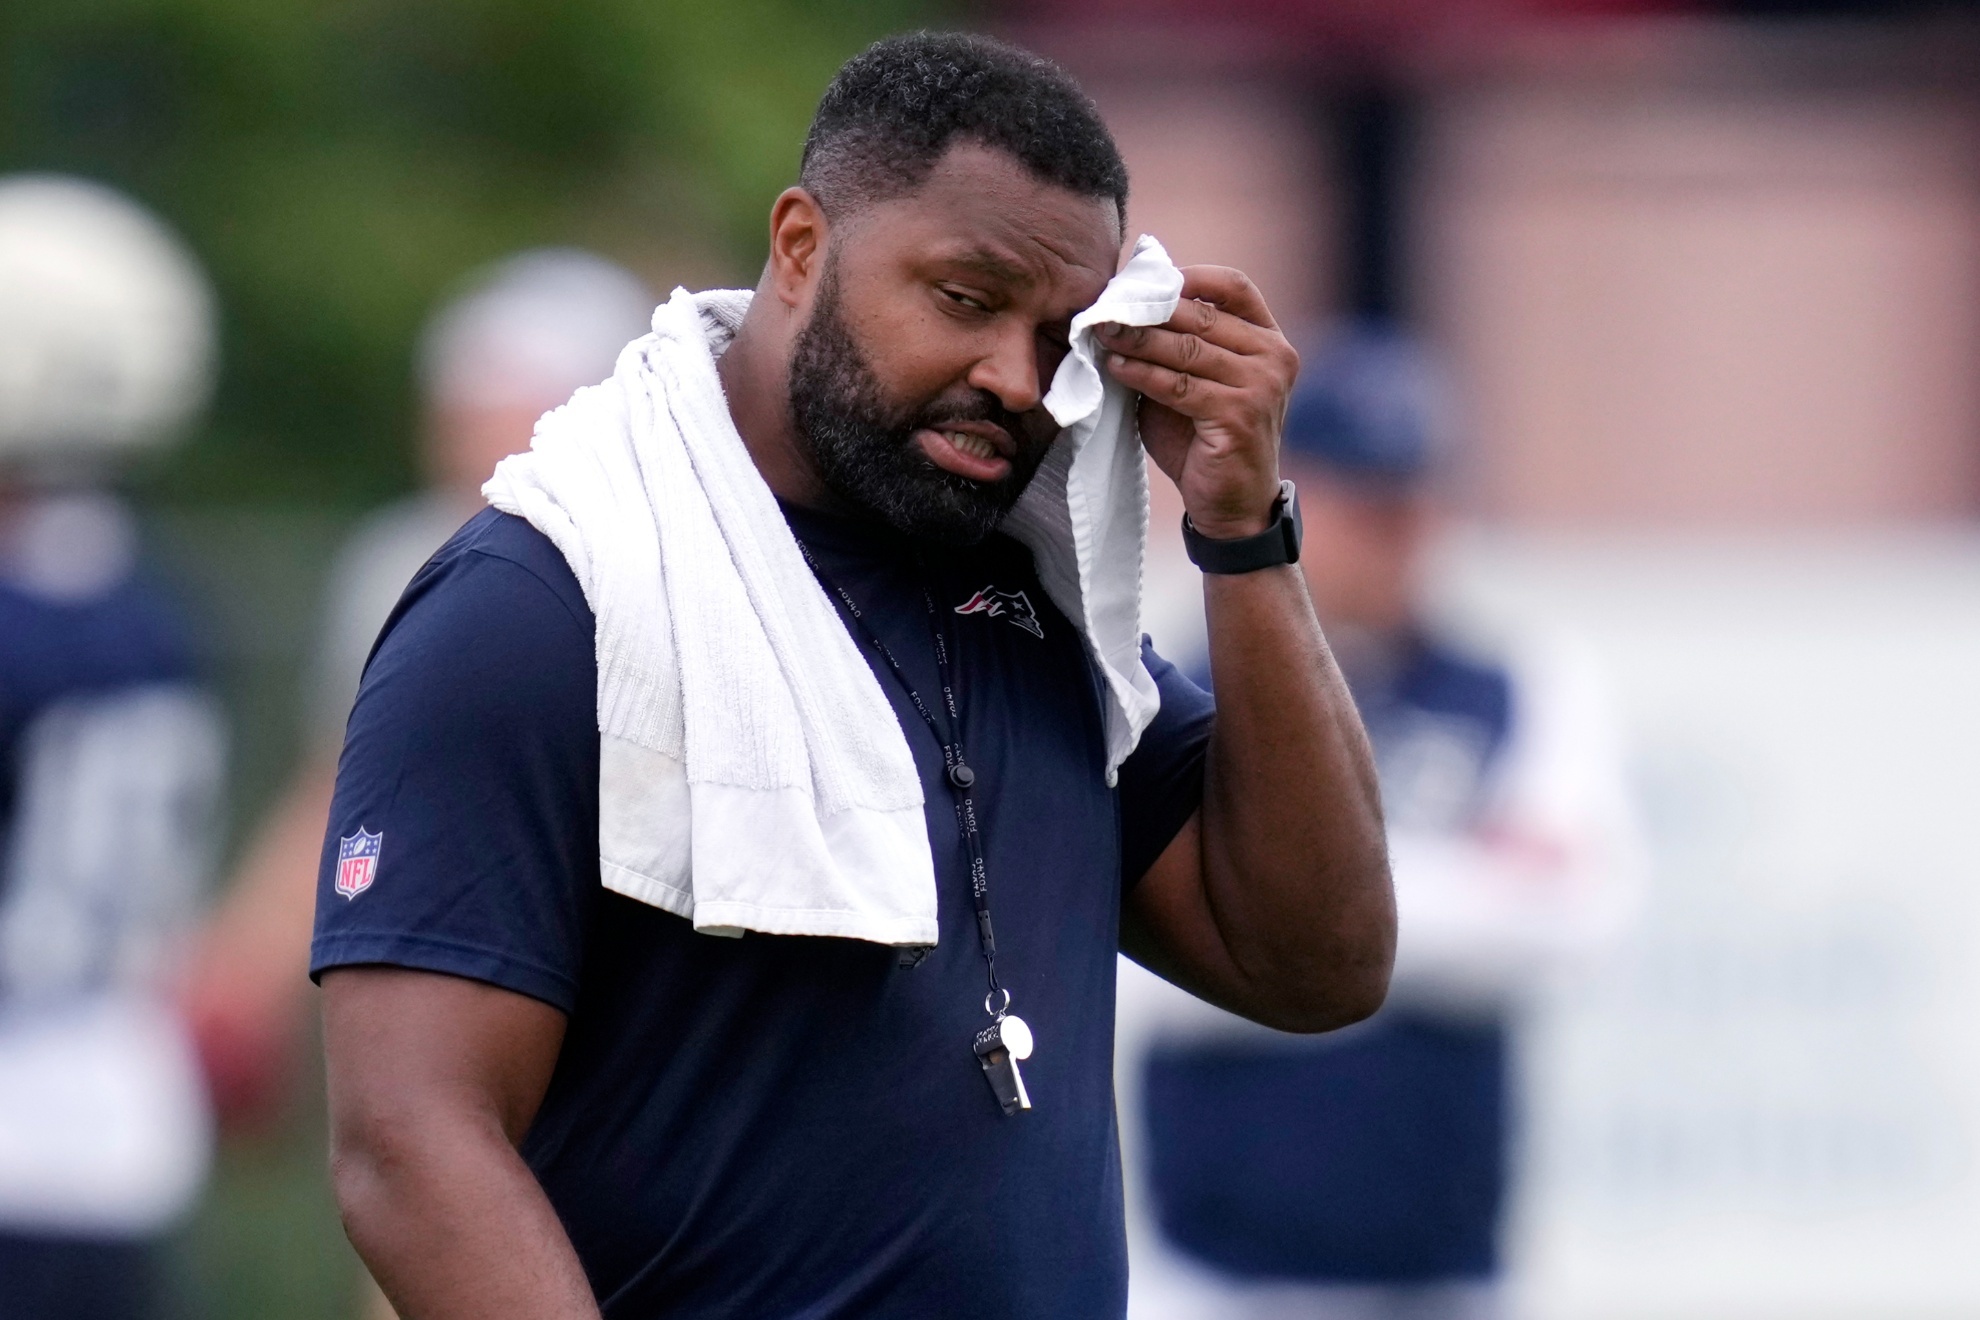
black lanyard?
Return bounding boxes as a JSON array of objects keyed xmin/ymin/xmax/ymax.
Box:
[{"xmin": 795, "ymin": 540, "xmax": 1007, "ymax": 1018}]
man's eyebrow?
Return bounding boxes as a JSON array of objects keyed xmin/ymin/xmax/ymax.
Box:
[{"xmin": 938, "ymin": 247, "xmax": 1034, "ymax": 286}]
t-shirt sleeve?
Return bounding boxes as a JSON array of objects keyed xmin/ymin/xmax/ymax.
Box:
[
  {"xmin": 1116, "ymin": 637, "xmax": 1216, "ymax": 888},
  {"xmin": 310, "ymin": 537, "xmax": 600, "ymax": 1014}
]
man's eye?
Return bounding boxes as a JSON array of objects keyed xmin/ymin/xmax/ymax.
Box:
[{"xmin": 940, "ymin": 288, "xmax": 990, "ymax": 312}]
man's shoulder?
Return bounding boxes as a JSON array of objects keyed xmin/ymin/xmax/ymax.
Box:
[
  {"xmin": 416, "ymin": 508, "xmax": 592, "ymax": 630},
  {"xmin": 358, "ymin": 509, "xmax": 595, "ymax": 716},
  {"xmin": 325, "ymin": 494, "xmax": 467, "ymax": 611}
]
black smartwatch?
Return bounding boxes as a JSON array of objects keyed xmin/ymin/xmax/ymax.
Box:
[{"xmin": 1181, "ymin": 479, "xmax": 1302, "ymax": 575}]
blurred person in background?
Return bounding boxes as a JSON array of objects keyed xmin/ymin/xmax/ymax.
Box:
[
  {"xmin": 1121, "ymin": 324, "xmax": 1645, "ymax": 1320},
  {"xmin": 0, "ymin": 175, "xmax": 227, "ymax": 1319},
  {"xmin": 185, "ymin": 249, "xmax": 655, "ymax": 1127}
]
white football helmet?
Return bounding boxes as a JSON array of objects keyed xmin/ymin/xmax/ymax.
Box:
[{"xmin": 0, "ymin": 175, "xmax": 217, "ymax": 473}]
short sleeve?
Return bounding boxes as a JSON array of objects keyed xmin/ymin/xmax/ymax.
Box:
[
  {"xmin": 310, "ymin": 515, "xmax": 600, "ymax": 1014},
  {"xmin": 1117, "ymin": 638, "xmax": 1216, "ymax": 887}
]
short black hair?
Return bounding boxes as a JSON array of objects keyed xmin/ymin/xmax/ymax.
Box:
[{"xmin": 799, "ymin": 32, "xmax": 1128, "ymax": 226}]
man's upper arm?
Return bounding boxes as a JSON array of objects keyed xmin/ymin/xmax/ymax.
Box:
[
  {"xmin": 310, "ymin": 523, "xmax": 601, "ymax": 1013},
  {"xmin": 1121, "ymin": 813, "xmax": 1283, "ymax": 1020},
  {"xmin": 1116, "ymin": 640, "xmax": 1268, "ymax": 1005},
  {"xmin": 323, "ymin": 966, "xmax": 567, "ymax": 1148},
  {"xmin": 321, "ymin": 966, "xmax": 598, "ymax": 1320}
]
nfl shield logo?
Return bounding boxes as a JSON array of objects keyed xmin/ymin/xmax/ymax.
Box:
[{"xmin": 335, "ymin": 828, "xmax": 382, "ymax": 900}]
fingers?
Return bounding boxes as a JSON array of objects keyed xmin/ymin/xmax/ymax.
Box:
[
  {"xmin": 1098, "ymin": 262, "xmax": 1297, "ymax": 443},
  {"xmin": 1177, "ymin": 265, "xmax": 1279, "ymax": 332},
  {"xmin": 1095, "ymin": 322, "xmax": 1250, "ymax": 388},
  {"xmin": 1096, "ymin": 293, "xmax": 1299, "ymax": 414},
  {"xmin": 1144, "ymin": 296, "xmax": 1276, "ymax": 358},
  {"xmin": 1094, "ymin": 280, "xmax": 1289, "ymax": 382},
  {"xmin": 1103, "ymin": 349, "xmax": 1243, "ymax": 422}
]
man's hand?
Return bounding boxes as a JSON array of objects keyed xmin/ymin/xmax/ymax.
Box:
[{"xmin": 1098, "ymin": 265, "xmax": 1299, "ymax": 539}]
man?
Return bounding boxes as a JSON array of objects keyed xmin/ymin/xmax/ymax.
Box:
[
  {"xmin": 315, "ymin": 33, "xmax": 1394, "ymax": 1320},
  {"xmin": 187, "ymin": 249, "xmax": 653, "ymax": 1124},
  {"xmin": 1124, "ymin": 324, "xmax": 1644, "ymax": 1320},
  {"xmin": 0, "ymin": 174, "xmax": 226, "ymax": 1319}
]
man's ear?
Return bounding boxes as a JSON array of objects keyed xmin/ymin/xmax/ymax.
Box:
[{"xmin": 767, "ymin": 187, "xmax": 829, "ymax": 311}]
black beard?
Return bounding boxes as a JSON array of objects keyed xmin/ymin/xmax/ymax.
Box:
[{"xmin": 787, "ymin": 264, "xmax": 1047, "ymax": 546}]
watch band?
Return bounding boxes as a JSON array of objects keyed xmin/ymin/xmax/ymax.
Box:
[{"xmin": 1181, "ymin": 479, "xmax": 1302, "ymax": 575}]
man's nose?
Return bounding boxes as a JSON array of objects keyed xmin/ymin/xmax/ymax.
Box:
[{"xmin": 965, "ymin": 323, "xmax": 1044, "ymax": 416}]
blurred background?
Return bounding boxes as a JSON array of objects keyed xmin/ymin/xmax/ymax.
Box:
[{"xmin": 6, "ymin": 0, "xmax": 1980, "ymax": 1316}]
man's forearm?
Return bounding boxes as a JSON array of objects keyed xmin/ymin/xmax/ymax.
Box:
[
  {"xmin": 333, "ymin": 1109, "xmax": 598, "ymax": 1319},
  {"xmin": 1198, "ymin": 562, "xmax": 1393, "ymax": 1028}
]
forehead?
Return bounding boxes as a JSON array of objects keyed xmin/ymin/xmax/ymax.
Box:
[{"xmin": 844, "ymin": 142, "xmax": 1121, "ymax": 311}]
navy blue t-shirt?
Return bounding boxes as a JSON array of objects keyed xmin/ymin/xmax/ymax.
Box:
[
  {"xmin": 312, "ymin": 506, "xmax": 1215, "ymax": 1319},
  {"xmin": 1144, "ymin": 640, "xmax": 1514, "ymax": 1284}
]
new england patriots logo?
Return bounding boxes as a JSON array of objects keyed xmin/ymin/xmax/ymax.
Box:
[
  {"xmin": 955, "ymin": 586, "xmax": 1044, "ymax": 639},
  {"xmin": 335, "ymin": 828, "xmax": 382, "ymax": 900}
]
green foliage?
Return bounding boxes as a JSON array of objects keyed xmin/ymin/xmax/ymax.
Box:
[
  {"xmin": 0, "ymin": 0, "xmax": 948, "ymax": 504},
  {"xmin": 181, "ymin": 1117, "xmax": 361, "ymax": 1320}
]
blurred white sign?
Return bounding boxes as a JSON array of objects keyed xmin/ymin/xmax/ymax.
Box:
[{"xmin": 1430, "ymin": 530, "xmax": 1980, "ymax": 1320}]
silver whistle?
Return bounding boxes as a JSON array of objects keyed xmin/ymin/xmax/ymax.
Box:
[{"xmin": 973, "ymin": 1014, "xmax": 1034, "ymax": 1116}]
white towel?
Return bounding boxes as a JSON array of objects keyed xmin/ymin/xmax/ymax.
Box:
[
  {"xmin": 483, "ymin": 234, "xmax": 1183, "ymax": 945},
  {"xmin": 1007, "ymin": 233, "xmax": 1183, "ymax": 781}
]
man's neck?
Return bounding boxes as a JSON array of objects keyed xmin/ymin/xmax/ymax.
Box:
[{"xmin": 717, "ymin": 294, "xmax": 850, "ymax": 515}]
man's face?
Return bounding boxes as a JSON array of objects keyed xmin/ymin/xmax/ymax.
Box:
[{"xmin": 787, "ymin": 143, "xmax": 1120, "ymax": 544}]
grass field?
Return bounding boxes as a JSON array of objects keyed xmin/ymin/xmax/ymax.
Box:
[{"xmin": 185, "ymin": 1100, "xmax": 363, "ymax": 1320}]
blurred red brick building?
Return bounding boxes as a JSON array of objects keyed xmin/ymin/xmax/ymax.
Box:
[{"xmin": 1000, "ymin": 0, "xmax": 1980, "ymax": 525}]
